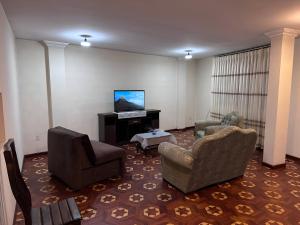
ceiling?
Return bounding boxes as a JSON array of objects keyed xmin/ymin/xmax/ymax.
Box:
[{"xmin": 2, "ymin": 0, "xmax": 300, "ymax": 58}]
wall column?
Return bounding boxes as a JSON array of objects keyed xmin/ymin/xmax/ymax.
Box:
[
  {"xmin": 176, "ymin": 60, "xmax": 187, "ymax": 129},
  {"xmin": 263, "ymin": 28, "xmax": 299, "ymax": 167},
  {"xmin": 43, "ymin": 41, "xmax": 69, "ymax": 128}
]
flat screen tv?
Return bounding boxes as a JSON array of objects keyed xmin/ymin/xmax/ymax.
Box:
[{"xmin": 114, "ymin": 90, "xmax": 145, "ymax": 112}]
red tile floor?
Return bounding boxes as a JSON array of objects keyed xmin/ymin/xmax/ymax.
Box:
[{"xmin": 15, "ymin": 129, "xmax": 300, "ymax": 225}]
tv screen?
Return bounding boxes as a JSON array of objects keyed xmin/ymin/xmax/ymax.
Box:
[{"xmin": 114, "ymin": 90, "xmax": 145, "ymax": 112}]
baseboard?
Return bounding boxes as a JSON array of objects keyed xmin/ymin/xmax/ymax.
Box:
[
  {"xmin": 286, "ymin": 154, "xmax": 300, "ymax": 163},
  {"xmin": 262, "ymin": 161, "xmax": 286, "ymax": 169},
  {"xmin": 182, "ymin": 126, "xmax": 195, "ymax": 131},
  {"xmin": 255, "ymin": 148, "xmax": 300, "ymax": 165},
  {"xmin": 165, "ymin": 126, "xmax": 195, "ymax": 132},
  {"xmin": 24, "ymin": 151, "xmax": 47, "ymax": 158},
  {"xmin": 165, "ymin": 128, "xmax": 176, "ymax": 132}
]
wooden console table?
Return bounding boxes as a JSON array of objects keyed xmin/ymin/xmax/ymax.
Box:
[{"xmin": 98, "ymin": 109, "xmax": 160, "ymax": 145}]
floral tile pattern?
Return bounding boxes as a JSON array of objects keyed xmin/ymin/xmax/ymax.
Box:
[{"xmin": 15, "ymin": 129, "xmax": 300, "ymax": 225}]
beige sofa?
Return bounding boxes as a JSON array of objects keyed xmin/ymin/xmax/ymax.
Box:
[{"xmin": 158, "ymin": 126, "xmax": 257, "ymax": 193}]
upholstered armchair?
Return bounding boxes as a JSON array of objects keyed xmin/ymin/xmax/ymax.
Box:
[
  {"xmin": 194, "ymin": 111, "xmax": 244, "ymax": 138},
  {"xmin": 48, "ymin": 126, "xmax": 125, "ymax": 190},
  {"xmin": 158, "ymin": 126, "xmax": 257, "ymax": 193}
]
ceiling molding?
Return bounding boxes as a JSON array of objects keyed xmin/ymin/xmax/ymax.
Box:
[
  {"xmin": 43, "ymin": 40, "xmax": 69, "ymax": 48},
  {"xmin": 265, "ymin": 28, "xmax": 300, "ymax": 39}
]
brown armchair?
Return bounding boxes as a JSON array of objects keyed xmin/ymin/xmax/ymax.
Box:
[{"xmin": 48, "ymin": 126, "xmax": 125, "ymax": 190}]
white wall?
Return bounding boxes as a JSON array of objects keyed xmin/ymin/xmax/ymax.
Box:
[
  {"xmin": 287, "ymin": 38, "xmax": 300, "ymax": 158},
  {"xmin": 16, "ymin": 40, "xmax": 49, "ymax": 155},
  {"xmin": 0, "ymin": 3, "xmax": 23, "ymax": 225},
  {"xmin": 16, "ymin": 41, "xmax": 198, "ymax": 149},
  {"xmin": 64, "ymin": 45, "xmax": 179, "ymax": 139},
  {"xmin": 194, "ymin": 57, "xmax": 213, "ymax": 121}
]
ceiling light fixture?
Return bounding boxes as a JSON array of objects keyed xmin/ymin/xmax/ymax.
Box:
[
  {"xmin": 80, "ymin": 34, "xmax": 91, "ymax": 47},
  {"xmin": 185, "ymin": 50, "xmax": 192, "ymax": 59}
]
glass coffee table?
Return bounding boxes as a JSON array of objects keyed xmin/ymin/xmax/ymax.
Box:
[{"xmin": 130, "ymin": 130, "xmax": 177, "ymax": 152}]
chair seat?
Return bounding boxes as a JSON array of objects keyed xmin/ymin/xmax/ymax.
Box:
[
  {"xmin": 31, "ymin": 198, "xmax": 81, "ymax": 225},
  {"xmin": 91, "ymin": 140, "xmax": 125, "ymax": 165}
]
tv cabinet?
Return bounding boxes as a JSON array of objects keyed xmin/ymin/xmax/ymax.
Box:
[{"xmin": 98, "ymin": 109, "xmax": 160, "ymax": 145}]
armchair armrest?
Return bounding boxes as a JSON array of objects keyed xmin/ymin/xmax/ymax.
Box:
[
  {"xmin": 194, "ymin": 120, "xmax": 222, "ymax": 132},
  {"xmin": 158, "ymin": 142, "xmax": 193, "ymax": 169}
]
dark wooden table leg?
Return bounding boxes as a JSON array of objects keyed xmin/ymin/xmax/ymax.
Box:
[{"xmin": 135, "ymin": 142, "xmax": 142, "ymax": 153}]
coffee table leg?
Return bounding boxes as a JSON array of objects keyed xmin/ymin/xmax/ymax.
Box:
[
  {"xmin": 143, "ymin": 144, "xmax": 159, "ymax": 155},
  {"xmin": 143, "ymin": 146, "xmax": 149, "ymax": 155},
  {"xmin": 135, "ymin": 142, "xmax": 142, "ymax": 153}
]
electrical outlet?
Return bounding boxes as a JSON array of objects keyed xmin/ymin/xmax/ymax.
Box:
[{"xmin": 35, "ymin": 135, "xmax": 40, "ymax": 141}]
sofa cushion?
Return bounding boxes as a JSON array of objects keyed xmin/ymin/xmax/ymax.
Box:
[
  {"xmin": 51, "ymin": 126, "xmax": 97, "ymax": 164},
  {"xmin": 90, "ymin": 141, "xmax": 125, "ymax": 165},
  {"xmin": 221, "ymin": 114, "xmax": 232, "ymax": 125},
  {"xmin": 195, "ymin": 130, "xmax": 205, "ymax": 139},
  {"xmin": 221, "ymin": 112, "xmax": 239, "ymax": 125}
]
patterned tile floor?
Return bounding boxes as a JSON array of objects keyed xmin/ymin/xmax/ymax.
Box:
[{"xmin": 15, "ymin": 129, "xmax": 300, "ymax": 225}]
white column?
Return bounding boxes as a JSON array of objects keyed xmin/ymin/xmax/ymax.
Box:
[
  {"xmin": 176, "ymin": 60, "xmax": 187, "ymax": 129},
  {"xmin": 263, "ymin": 28, "xmax": 299, "ymax": 166},
  {"xmin": 43, "ymin": 41, "xmax": 69, "ymax": 128}
]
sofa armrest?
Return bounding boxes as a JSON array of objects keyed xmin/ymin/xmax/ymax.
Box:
[
  {"xmin": 205, "ymin": 125, "xmax": 228, "ymax": 135},
  {"xmin": 194, "ymin": 120, "xmax": 221, "ymax": 132},
  {"xmin": 158, "ymin": 142, "xmax": 193, "ymax": 169}
]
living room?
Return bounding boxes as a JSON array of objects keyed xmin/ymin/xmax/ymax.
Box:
[{"xmin": 1, "ymin": 1, "xmax": 300, "ymax": 225}]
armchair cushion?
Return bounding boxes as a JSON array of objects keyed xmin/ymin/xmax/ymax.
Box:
[
  {"xmin": 158, "ymin": 142, "xmax": 193, "ymax": 169},
  {"xmin": 90, "ymin": 141, "xmax": 124, "ymax": 165}
]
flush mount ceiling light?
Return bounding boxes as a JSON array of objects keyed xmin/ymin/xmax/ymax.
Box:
[
  {"xmin": 185, "ymin": 50, "xmax": 193, "ymax": 59},
  {"xmin": 80, "ymin": 34, "xmax": 91, "ymax": 47}
]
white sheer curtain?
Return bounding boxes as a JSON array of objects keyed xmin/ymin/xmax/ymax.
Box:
[{"xmin": 211, "ymin": 47, "xmax": 270, "ymax": 147}]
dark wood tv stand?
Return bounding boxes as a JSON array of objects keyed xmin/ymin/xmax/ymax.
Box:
[{"xmin": 98, "ymin": 109, "xmax": 160, "ymax": 145}]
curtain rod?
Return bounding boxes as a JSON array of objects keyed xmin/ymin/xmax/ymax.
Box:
[{"xmin": 216, "ymin": 44, "xmax": 271, "ymax": 57}]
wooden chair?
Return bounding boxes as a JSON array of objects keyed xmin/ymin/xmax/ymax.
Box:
[{"xmin": 3, "ymin": 139, "xmax": 81, "ymax": 225}]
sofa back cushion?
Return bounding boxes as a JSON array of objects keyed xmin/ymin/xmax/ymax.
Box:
[
  {"xmin": 221, "ymin": 112, "xmax": 240, "ymax": 126},
  {"xmin": 48, "ymin": 126, "xmax": 96, "ymax": 165}
]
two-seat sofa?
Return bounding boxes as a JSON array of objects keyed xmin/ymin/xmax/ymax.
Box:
[{"xmin": 48, "ymin": 126, "xmax": 125, "ymax": 190}]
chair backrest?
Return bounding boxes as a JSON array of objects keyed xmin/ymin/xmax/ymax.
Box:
[
  {"xmin": 48, "ymin": 126, "xmax": 96, "ymax": 167},
  {"xmin": 3, "ymin": 139, "xmax": 32, "ymax": 225}
]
